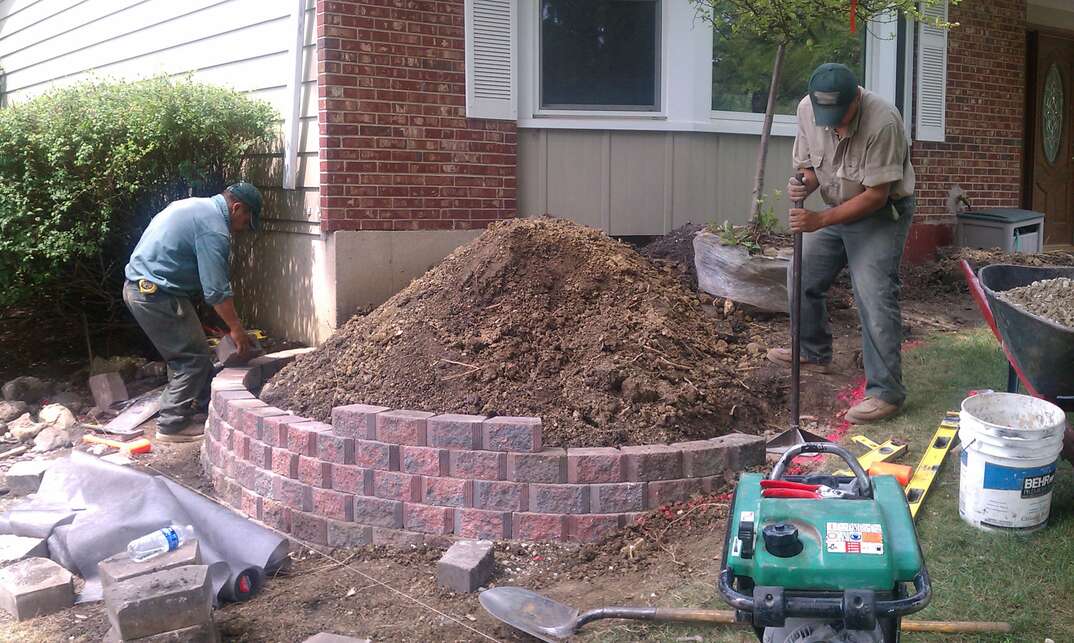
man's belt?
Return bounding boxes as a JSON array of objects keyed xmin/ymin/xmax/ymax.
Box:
[{"xmin": 137, "ymin": 279, "xmax": 158, "ymax": 294}]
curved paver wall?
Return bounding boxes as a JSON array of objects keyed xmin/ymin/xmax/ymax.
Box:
[{"xmin": 201, "ymin": 352, "xmax": 765, "ymax": 547}]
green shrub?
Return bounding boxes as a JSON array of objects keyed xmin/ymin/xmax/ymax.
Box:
[{"xmin": 0, "ymin": 76, "xmax": 277, "ymax": 313}]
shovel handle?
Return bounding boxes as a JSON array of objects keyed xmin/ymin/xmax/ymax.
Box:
[{"xmin": 577, "ymin": 607, "xmax": 736, "ymax": 628}]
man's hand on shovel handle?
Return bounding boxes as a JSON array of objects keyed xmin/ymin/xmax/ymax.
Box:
[{"xmin": 789, "ymin": 208, "xmax": 826, "ymax": 233}]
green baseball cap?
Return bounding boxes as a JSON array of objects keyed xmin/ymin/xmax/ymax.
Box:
[
  {"xmin": 226, "ymin": 182, "xmax": 262, "ymax": 231},
  {"xmin": 808, "ymin": 63, "xmax": 860, "ymax": 127}
]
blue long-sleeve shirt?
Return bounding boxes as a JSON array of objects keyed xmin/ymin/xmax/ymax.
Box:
[{"xmin": 125, "ymin": 195, "xmax": 234, "ymax": 305}]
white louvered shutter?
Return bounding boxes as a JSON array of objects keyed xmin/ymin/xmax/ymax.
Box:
[
  {"xmin": 915, "ymin": 0, "xmax": 948, "ymax": 142},
  {"xmin": 465, "ymin": 0, "xmax": 517, "ymax": 120}
]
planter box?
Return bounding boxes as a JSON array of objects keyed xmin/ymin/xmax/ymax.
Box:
[{"xmin": 693, "ymin": 231, "xmax": 789, "ymax": 313}]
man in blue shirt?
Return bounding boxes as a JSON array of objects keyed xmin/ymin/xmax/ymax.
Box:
[{"xmin": 123, "ymin": 182, "xmax": 261, "ymax": 442}]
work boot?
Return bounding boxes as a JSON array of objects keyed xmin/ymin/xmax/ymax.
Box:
[
  {"xmin": 156, "ymin": 415, "xmax": 207, "ymax": 443},
  {"xmin": 845, "ymin": 396, "xmax": 901, "ymax": 424},
  {"xmin": 765, "ymin": 347, "xmax": 832, "ymax": 373}
]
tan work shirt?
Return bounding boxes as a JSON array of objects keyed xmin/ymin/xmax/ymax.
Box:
[{"xmin": 792, "ymin": 87, "xmax": 915, "ymax": 208}]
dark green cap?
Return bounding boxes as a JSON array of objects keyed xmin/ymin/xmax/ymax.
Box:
[
  {"xmin": 808, "ymin": 63, "xmax": 859, "ymax": 127},
  {"xmin": 226, "ymin": 182, "xmax": 262, "ymax": 231}
]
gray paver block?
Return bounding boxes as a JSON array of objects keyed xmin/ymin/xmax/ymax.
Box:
[
  {"xmin": 5, "ymin": 459, "xmax": 54, "ymax": 495},
  {"xmin": 436, "ymin": 539, "xmax": 494, "ymax": 593},
  {"xmin": 0, "ymin": 535, "xmax": 49, "ymax": 565},
  {"xmin": 0, "ymin": 557, "xmax": 73, "ymax": 620},
  {"xmin": 89, "ymin": 372, "xmax": 129, "ymax": 410},
  {"xmin": 99, "ymin": 540, "xmax": 202, "ymax": 589},
  {"xmin": 106, "ymin": 565, "xmax": 213, "ymax": 640},
  {"xmin": 104, "ymin": 619, "xmax": 221, "ymax": 642},
  {"xmin": 302, "ymin": 634, "xmax": 372, "ymax": 643}
]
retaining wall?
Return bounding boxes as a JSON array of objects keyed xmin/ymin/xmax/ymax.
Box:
[{"xmin": 201, "ymin": 351, "xmax": 765, "ymax": 547}]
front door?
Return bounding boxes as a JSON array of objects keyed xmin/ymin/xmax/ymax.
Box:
[{"xmin": 1029, "ymin": 32, "xmax": 1074, "ymax": 246}]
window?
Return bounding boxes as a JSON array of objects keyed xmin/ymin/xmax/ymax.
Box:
[
  {"xmin": 540, "ymin": 0, "xmax": 660, "ymax": 111},
  {"xmin": 712, "ymin": 20, "xmax": 866, "ymax": 115}
]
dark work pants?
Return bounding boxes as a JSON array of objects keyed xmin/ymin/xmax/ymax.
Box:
[
  {"xmin": 793, "ymin": 197, "xmax": 915, "ymax": 406},
  {"xmin": 123, "ymin": 281, "xmax": 212, "ymax": 430}
]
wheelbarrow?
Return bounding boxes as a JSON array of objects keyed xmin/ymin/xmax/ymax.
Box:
[{"xmin": 961, "ymin": 261, "xmax": 1074, "ymax": 411}]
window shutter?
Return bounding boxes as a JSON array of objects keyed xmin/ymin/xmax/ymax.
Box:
[
  {"xmin": 914, "ymin": 0, "xmax": 947, "ymax": 142},
  {"xmin": 465, "ymin": 0, "xmax": 517, "ymax": 120}
]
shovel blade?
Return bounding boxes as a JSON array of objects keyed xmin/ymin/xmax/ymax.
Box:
[{"xmin": 479, "ymin": 587, "xmax": 579, "ymax": 642}]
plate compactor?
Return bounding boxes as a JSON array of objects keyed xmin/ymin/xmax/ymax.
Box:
[{"xmin": 719, "ymin": 442, "xmax": 931, "ymax": 642}]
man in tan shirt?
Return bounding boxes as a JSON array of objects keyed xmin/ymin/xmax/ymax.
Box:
[{"xmin": 767, "ymin": 63, "xmax": 916, "ymax": 423}]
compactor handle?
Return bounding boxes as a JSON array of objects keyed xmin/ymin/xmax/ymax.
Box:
[{"xmin": 768, "ymin": 442, "xmax": 873, "ymax": 498}]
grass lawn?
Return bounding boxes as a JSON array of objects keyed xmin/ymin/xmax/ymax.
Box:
[{"xmin": 585, "ymin": 327, "xmax": 1074, "ymax": 642}]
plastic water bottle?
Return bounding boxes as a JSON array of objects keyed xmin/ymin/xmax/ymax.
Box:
[{"xmin": 126, "ymin": 525, "xmax": 195, "ymax": 562}]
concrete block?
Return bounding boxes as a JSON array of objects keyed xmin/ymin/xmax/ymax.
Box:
[
  {"xmin": 482, "ymin": 417, "xmax": 542, "ymax": 452},
  {"xmin": 454, "ymin": 509, "xmax": 511, "ymax": 540},
  {"xmin": 436, "ymin": 540, "xmax": 494, "ymax": 593},
  {"xmin": 89, "ymin": 372, "xmax": 129, "ymax": 410},
  {"xmin": 0, "ymin": 535, "xmax": 48, "ymax": 565},
  {"xmin": 106, "ymin": 565, "xmax": 212, "ymax": 640},
  {"xmin": 0, "ymin": 557, "xmax": 73, "ymax": 620},
  {"xmin": 98, "ymin": 540, "xmax": 202, "ymax": 588},
  {"xmin": 5, "ymin": 459, "xmax": 54, "ymax": 496},
  {"xmin": 104, "ymin": 620, "xmax": 220, "ymax": 642},
  {"xmin": 302, "ymin": 634, "xmax": 371, "ymax": 643},
  {"xmin": 567, "ymin": 447, "xmax": 623, "ymax": 483},
  {"xmin": 214, "ymin": 333, "xmax": 263, "ymax": 367}
]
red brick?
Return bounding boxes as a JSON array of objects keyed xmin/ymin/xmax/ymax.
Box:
[
  {"xmin": 327, "ymin": 520, "xmax": 372, "ymax": 547},
  {"xmin": 271, "ymin": 476, "xmax": 311, "ymax": 512},
  {"xmin": 473, "ymin": 480, "xmax": 528, "ymax": 512},
  {"xmin": 234, "ymin": 434, "xmax": 251, "ymax": 462},
  {"xmin": 355, "ymin": 439, "xmax": 399, "ymax": 470},
  {"xmin": 238, "ymin": 406, "xmax": 290, "ymax": 439},
  {"xmin": 590, "ymin": 483, "xmax": 646, "ymax": 513},
  {"xmin": 271, "ymin": 448, "xmax": 299, "ymax": 478},
  {"xmin": 226, "ymin": 399, "xmax": 267, "ymax": 429},
  {"xmin": 507, "ymin": 448, "xmax": 566, "ymax": 483},
  {"xmin": 567, "ymin": 448, "xmax": 623, "ymax": 483},
  {"xmin": 298, "ymin": 456, "xmax": 333, "ymax": 489},
  {"xmin": 317, "ymin": 433, "xmax": 355, "ymax": 464},
  {"xmin": 371, "ymin": 527, "xmax": 425, "ymax": 547},
  {"xmin": 647, "ymin": 478, "xmax": 703, "ymax": 509},
  {"xmin": 332, "ymin": 464, "xmax": 373, "ymax": 495},
  {"xmin": 262, "ymin": 414, "xmax": 306, "ymax": 447},
  {"xmin": 454, "ymin": 508, "xmax": 511, "ymax": 539},
  {"xmin": 233, "ymin": 460, "xmax": 256, "ymax": 490},
  {"xmin": 353, "ymin": 496, "xmax": 404, "ymax": 528},
  {"xmin": 372, "ymin": 470, "xmax": 421, "ymax": 502},
  {"xmin": 448, "ymin": 450, "xmax": 506, "ymax": 480},
  {"xmin": 261, "ymin": 498, "xmax": 291, "ymax": 533},
  {"xmin": 622, "ymin": 445, "xmax": 683, "ymax": 481},
  {"xmin": 514, "ymin": 513, "xmax": 568, "ymax": 541},
  {"xmin": 529, "ymin": 484, "xmax": 590, "ymax": 514},
  {"xmin": 312, "ymin": 488, "xmax": 355, "ymax": 521},
  {"xmin": 240, "ymin": 489, "xmax": 262, "ymax": 519},
  {"xmin": 421, "ymin": 477, "xmax": 472, "ymax": 508},
  {"xmin": 403, "ymin": 503, "xmax": 454, "ymax": 535},
  {"xmin": 673, "ymin": 440, "xmax": 729, "ymax": 478},
  {"xmin": 482, "ymin": 417, "xmax": 541, "ymax": 452},
  {"xmin": 251, "ymin": 468, "xmax": 276, "ymax": 498},
  {"xmin": 289, "ymin": 421, "xmax": 332, "ymax": 457},
  {"xmin": 569, "ymin": 514, "xmax": 623, "ymax": 543},
  {"xmin": 332, "ymin": 404, "xmax": 389, "ymax": 439},
  {"xmin": 400, "ymin": 446, "xmax": 448, "ymax": 476},
  {"xmin": 291, "ymin": 511, "xmax": 328, "ymax": 545},
  {"xmin": 375, "ymin": 409, "xmax": 434, "ymax": 445},
  {"xmin": 427, "ymin": 414, "xmax": 485, "ymax": 449},
  {"xmin": 248, "ymin": 440, "xmax": 272, "ymax": 470},
  {"xmin": 211, "ymin": 389, "xmax": 254, "ymax": 415}
]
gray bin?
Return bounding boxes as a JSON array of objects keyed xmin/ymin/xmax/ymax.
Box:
[{"xmin": 956, "ymin": 208, "xmax": 1044, "ymax": 254}]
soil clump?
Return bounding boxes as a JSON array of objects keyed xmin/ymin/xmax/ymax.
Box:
[
  {"xmin": 998, "ymin": 277, "xmax": 1074, "ymax": 328},
  {"xmin": 263, "ymin": 218, "xmax": 765, "ymax": 447}
]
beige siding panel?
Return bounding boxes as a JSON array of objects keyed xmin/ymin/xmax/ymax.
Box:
[
  {"xmin": 670, "ymin": 132, "xmax": 720, "ymax": 229},
  {"xmin": 712, "ymin": 134, "xmax": 797, "ymax": 226},
  {"xmin": 609, "ymin": 132, "xmax": 668, "ymax": 236},
  {"xmin": 516, "ymin": 128, "xmax": 546, "ymax": 216},
  {"xmin": 546, "ymin": 130, "xmax": 606, "ymax": 230}
]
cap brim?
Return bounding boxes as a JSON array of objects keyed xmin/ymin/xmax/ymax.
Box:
[{"xmin": 812, "ymin": 103, "xmax": 849, "ymax": 127}]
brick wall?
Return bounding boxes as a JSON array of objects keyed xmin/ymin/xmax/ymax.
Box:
[{"xmin": 316, "ymin": 0, "xmax": 518, "ymax": 233}]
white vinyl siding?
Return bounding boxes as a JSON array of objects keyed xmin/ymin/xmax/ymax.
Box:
[{"xmin": 915, "ymin": 0, "xmax": 948, "ymax": 142}]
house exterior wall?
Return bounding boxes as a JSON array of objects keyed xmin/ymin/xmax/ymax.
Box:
[{"xmin": 0, "ymin": 0, "xmax": 329, "ymax": 344}]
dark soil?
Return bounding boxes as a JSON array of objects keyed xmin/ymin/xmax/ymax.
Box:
[
  {"xmin": 998, "ymin": 277, "xmax": 1074, "ymax": 329},
  {"xmin": 638, "ymin": 223, "xmax": 703, "ymax": 290},
  {"xmin": 264, "ymin": 218, "xmax": 769, "ymax": 448}
]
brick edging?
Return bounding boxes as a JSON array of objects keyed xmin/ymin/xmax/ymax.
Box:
[{"xmin": 201, "ymin": 351, "xmax": 764, "ymax": 546}]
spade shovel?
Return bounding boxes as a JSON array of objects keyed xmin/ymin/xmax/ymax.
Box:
[{"xmin": 478, "ymin": 586, "xmax": 734, "ymax": 641}]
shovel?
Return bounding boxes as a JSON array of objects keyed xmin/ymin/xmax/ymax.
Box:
[{"xmin": 478, "ymin": 586, "xmax": 734, "ymax": 641}]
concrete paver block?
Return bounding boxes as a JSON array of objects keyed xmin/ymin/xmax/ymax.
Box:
[
  {"xmin": 302, "ymin": 634, "xmax": 372, "ymax": 643},
  {"xmin": 89, "ymin": 372, "xmax": 129, "ymax": 410},
  {"xmin": 0, "ymin": 535, "xmax": 49, "ymax": 565},
  {"xmin": 5, "ymin": 459, "xmax": 54, "ymax": 495},
  {"xmin": 436, "ymin": 540, "xmax": 494, "ymax": 593},
  {"xmin": 99, "ymin": 540, "xmax": 202, "ymax": 588},
  {"xmin": 106, "ymin": 565, "xmax": 213, "ymax": 640},
  {"xmin": 0, "ymin": 557, "xmax": 73, "ymax": 620},
  {"xmin": 104, "ymin": 619, "xmax": 221, "ymax": 642}
]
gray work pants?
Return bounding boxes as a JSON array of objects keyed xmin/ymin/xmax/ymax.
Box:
[
  {"xmin": 122, "ymin": 281, "xmax": 213, "ymax": 430},
  {"xmin": 793, "ymin": 197, "xmax": 915, "ymax": 406}
]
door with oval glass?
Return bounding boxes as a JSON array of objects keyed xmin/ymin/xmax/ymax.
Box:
[{"xmin": 1029, "ymin": 32, "xmax": 1074, "ymax": 246}]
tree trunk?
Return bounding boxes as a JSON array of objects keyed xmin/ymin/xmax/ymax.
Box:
[{"xmin": 748, "ymin": 43, "xmax": 787, "ymax": 226}]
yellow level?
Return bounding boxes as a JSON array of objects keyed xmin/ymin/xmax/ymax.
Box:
[
  {"xmin": 905, "ymin": 412, "xmax": 960, "ymax": 520},
  {"xmin": 207, "ymin": 329, "xmax": 268, "ymax": 348},
  {"xmin": 834, "ymin": 435, "xmax": 908, "ymax": 477}
]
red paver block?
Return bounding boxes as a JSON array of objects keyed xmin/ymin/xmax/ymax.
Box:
[
  {"xmin": 271, "ymin": 448, "xmax": 298, "ymax": 479},
  {"xmin": 529, "ymin": 484, "xmax": 590, "ymax": 514},
  {"xmin": 271, "ymin": 476, "xmax": 311, "ymax": 512},
  {"xmin": 622, "ymin": 445, "xmax": 683, "ymax": 482},
  {"xmin": 376, "ymin": 410, "xmax": 435, "ymax": 446},
  {"xmin": 327, "ymin": 520, "xmax": 372, "ymax": 548},
  {"xmin": 428, "ymin": 414, "xmax": 486, "ymax": 450},
  {"xmin": 372, "ymin": 528, "xmax": 424, "ymax": 547},
  {"xmin": 569, "ymin": 514, "xmax": 623, "ymax": 543},
  {"xmin": 260, "ymin": 498, "xmax": 291, "ymax": 533},
  {"xmin": 211, "ymin": 368, "xmax": 251, "ymax": 393},
  {"xmin": 710, "ymin": 433, "xmax": 766, "ymax": 469},
  {"xmin": 207, "ymin": 412, "xmax": 224, "ymax": 442},
  {"xmin": 400, "ymin": 446, "xmax": 448, "ymax": 476},
  {"xmin": 226, "ymin": 399, "xmax": 268, "ymax": 430},
  {"xmin": 262, "ymin": 414, "xmax": 306, "ymax": 447},
  {"xmin": 317, "ymin": 433, "xmax": 355, "ymax": 464},
  {"xmin": 482, "ymin": 417, "xmax": 542, "ymax": 453},
  {"xmin": 251, "ymin": 468, "xmax": 276, "ymax": 498},
  {"xmin": 473, "ymin": 480, "xmax": 528, "ymax": 512},
  {"xmin": 422, "ymin": 477, "xmax": 473, "ymax": 508},
  {"xmin": 673, "ymin": 440, "xmax": 730, "ymax": 478},
  {"xmin": 701, "ymin": 474, "xmax": 732, "ymax": 494},
  {"xmin": 289, "ymin": 421, "xmax": 332, "ymax": 457},
  {"xmin": 312, "ymin": 488, "xmax": 355, "ymax": 521},
  {"xmin": 238, "ymin": 406, "xmax": 290, "ymax": 439},
  {"xmin": 353, "ymin": 496, "xmax": 404, "ymax": 529},
  {"xmin": 219, "ymin": 477, "xmax": 241, "ymax": 508},
  {"xmin": 234, "ymin": 434, "xmax": 251, "ymax": 462},
  {"xmin": 647, "ymin": 478, "xmax": 703, "ymax": 509},
  {"xmin": 298, "ymin": 456, "xmax": 333, "ymax": 489},
  {"xmin": 590, "ymin": 482, "xmax": 646, "ymax": 513},
  {"xmin": 233, "ymin": 460, "xmax": 256, "ymax": 490},
  {"xmin": 507, "ymin": 448, "xmax": 567, "ymax": 483},
  {"xmin": 240, "ymin": 489, "xmax": 262, "ymax": 520},
  {"xmin": 211, "ymin": 389, "xmax": 253, "ymax": 415},
  {"xmin": 567, "ymin": 448, "xmax": 623, "ymax": 484},
  {"xmin": 448, "ymin": 450, "xmax": 507, "ymax": 480},
  {"xmin": 371, "ymin": 470, "xmax": 421, "ymax": 502},
  {"xmin": 332, "ymin": 404, "xmax": 389, "ymax": 439},
  {"xmin": 454, "ymin": 509, "xmax": 512, "ymax": 539},
  {"xmin": 248, "ymin": 440, "xmax": 272, "ymax": 470},
  {"xmin": 403, "ymin": 503, "xmax": 454, "ymax": 535},
  {"xmin": 290, "ymin": 511, "xmax": 328, "ymax": 545},
  {"xmin": 332, "ymin": 465, "xmax": 373, "ymax": 495},
  {"xmin": 514, "ymin": 513, "xmax": 568, "ymax": 541},
  {"xmin": 355, "ymin": 440, "xmax": 400, "ymax": 471}
]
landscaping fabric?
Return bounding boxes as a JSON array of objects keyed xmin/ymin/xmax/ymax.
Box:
[{"xmin": 263, "ymin": 218, "xmax": 764, "ymax": 448}]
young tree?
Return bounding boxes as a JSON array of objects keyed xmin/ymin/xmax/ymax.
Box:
[{"xmin": 691, "ymin": 0, "xmax": 957, "ymax": 227}]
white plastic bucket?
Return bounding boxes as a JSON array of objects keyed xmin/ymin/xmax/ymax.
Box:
[{"xmin": 958, "ymin": 392, "xmax": 1066, "ymax": 533}]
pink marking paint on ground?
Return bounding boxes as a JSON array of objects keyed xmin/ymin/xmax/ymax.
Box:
[{"xmin": 902, "ymin": 339, "xmax": 925, "ymax": 351}]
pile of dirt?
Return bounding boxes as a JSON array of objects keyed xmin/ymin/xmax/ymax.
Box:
[
  {"xmin": 998, "ymin": 277, "xmax": 1074, "ymax": 329},
  {"xmin": 262, "ymin": 218, "xmax": 767, "ymax": 448},
  {"xmin": 902, "ymin": 246, "xmax": 1074, "ymax": 298},
  {"xmin": 638, "ymin": 223, "xmax": 702, "ymax": 290}
]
